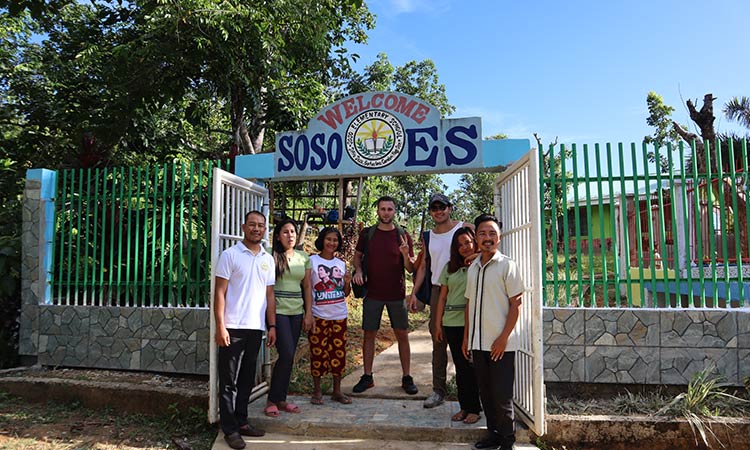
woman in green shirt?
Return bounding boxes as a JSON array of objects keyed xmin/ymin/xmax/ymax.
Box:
[
  {"xmin": 265, "ymin": 219, "xmax": 313, "ymax": 417},
  {"xmin": 434, "ymin": 227, "xmax": 482, "ymax": 424}
]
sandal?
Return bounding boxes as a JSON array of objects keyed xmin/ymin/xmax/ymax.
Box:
[
  {"xmin": 451, "ymin": 410, "xmax": 467, "ymax": 422},
  {"xmin": 310, "ymin": 395, "xmax": 324, "ymax": 405},
  {"xmin": 278, "ymin": 402, "xmax": 301, "ymax": 413},
  {"xmin": 264, "ymin": 404, "xmax": 280, "ymax": 418},
  {"xmin": 463, "ymin": 413, "xmax": 481, "ymax": 424},
  {"xmin": 331, "ymin": 394, "xmax": 352, "ymax": 404}
]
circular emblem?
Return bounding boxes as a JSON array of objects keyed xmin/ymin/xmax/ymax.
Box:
[{"xmin": 345, "ymin": 110, "xmax": 405, "ymax": 169}]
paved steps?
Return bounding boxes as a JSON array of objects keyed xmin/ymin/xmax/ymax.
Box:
[{"xmin": 211, "ymin": 321, "xmax": 538, "ymax": 449}]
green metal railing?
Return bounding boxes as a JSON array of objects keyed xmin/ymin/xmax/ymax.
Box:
[
  {"xmin": 540, "ymin": 139, "xmax": 750, "ymax": 309},
  {"xmin": 51, "ymin": 160, "xmax": 228, "ymax": 307}
]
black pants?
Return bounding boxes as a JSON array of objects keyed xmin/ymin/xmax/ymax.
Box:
[
  {"xmin": 268, "ymin": 313, "xmax": 302, "ymax": 404},
  {"xmin": 444, "ymin": 326, "xmax": 481, "ymax": 414},
  {"xmin": 472, "ymin": 350, "xmax": 515, "ymax": 447},
  {"xmin": 218, "ymin": 328, "xmax": 263, "ymax": 435},
  {"xmin": 428, "ymin": 285, "xmax": 449, "ymax": 395}
]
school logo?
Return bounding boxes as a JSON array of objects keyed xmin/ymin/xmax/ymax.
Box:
[{"xmin": 345, "ymin": 110, "xmax": 405, "ymax": 169}]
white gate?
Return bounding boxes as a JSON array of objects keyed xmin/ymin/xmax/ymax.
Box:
[
  {"xmin": 208, "ymin": 168, "xmax": 270, "ymax": 423},
  {"xmin": 494, "ymin": 150, "xmax": 546, "ymax": 436}
]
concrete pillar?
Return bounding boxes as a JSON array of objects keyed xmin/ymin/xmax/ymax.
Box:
[{"xmin": 19, "ymin": 169, "xmax": 56, "ymax": 359}]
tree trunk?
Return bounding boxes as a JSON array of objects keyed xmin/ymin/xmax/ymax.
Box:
[
  {"xmin": 230, "ymin": 85, "xmax": 256, "ymax": 154},
  {"xmin": 249, "ymin": 84, "xmax": 268, "ymax": 153}
]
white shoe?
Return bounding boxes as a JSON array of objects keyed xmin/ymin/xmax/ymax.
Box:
[{"xmin": 423, "ymin": 391, "xmax": 444, "ymax": 408}]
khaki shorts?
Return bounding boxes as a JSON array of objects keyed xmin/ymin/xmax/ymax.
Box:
[{"xmin": 362, "ymin": 298, "xmax": 409, "ymax": 331}]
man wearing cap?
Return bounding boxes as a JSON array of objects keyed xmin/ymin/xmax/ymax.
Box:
[{"xmin": 408, "ymin": 193, "xmax": 474, "ymax": 408}]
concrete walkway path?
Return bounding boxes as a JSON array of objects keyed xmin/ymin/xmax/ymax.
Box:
[{"xmin": 340, "ymin": 320, "xmax": 455, "ymax": 399}]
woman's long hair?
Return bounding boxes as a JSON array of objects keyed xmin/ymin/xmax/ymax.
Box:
[
  {"xmin": 272, "ymin": 218, "xmax": 298, "ymax": 279},
  {"xmin": 447, "ymin": 227, "xmax": 475, "ymax": 274}
]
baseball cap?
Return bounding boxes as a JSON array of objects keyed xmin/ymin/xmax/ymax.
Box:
[{"xmin": 428, "ymin": 193, "xmax": 451, "ymax": 206}]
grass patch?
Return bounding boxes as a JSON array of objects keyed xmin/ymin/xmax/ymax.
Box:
[{"xmin": 655, "ymin": 367, "xmax": 750, "ymax": 448}]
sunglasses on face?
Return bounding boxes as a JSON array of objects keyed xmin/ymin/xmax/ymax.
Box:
[{"xmin": 429, "ymin": 204, "xmax": 448, "ymax": 212}]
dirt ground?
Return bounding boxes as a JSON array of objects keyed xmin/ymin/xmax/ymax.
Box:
[{"xmin": 0, "ymin": 386, "xmax": 214, "ymax": 450}]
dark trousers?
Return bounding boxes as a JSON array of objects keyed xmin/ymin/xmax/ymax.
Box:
[
  {"xmin": 473, "ymin": 350, "xmax": 515, "ymax": 447},
  {"xmin": 444, "ymin": 326, "xmax": 481, "ymax": 414},
  {"xmin": 428, "ymin": 285, "xmax": 449, "ymax": 395},
  {"xmin": 268, "ymin": 313, "xmax": 302, "ymax": 404},
  {"xmin": 218, "ymin": 328, "xmax": 263, "ymax": 435}
]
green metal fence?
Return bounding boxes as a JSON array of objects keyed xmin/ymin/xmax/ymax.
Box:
[
  {"xmin": 540, "ymin": 139, "xmax": 750, "ymax": 308},
  {"xmin": 51, "ymin": 160, "xmax": 228, "ymax": 307}
]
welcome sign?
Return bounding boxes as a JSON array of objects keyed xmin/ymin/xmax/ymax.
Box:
[{"xmin": 275, "ymin": 91, "xmax": 483, "ymax": 179}]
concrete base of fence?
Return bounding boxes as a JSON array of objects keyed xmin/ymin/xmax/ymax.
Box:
[
  {"xmin": 543, "ymin": 308, "xmax": 750, "ymax": 386},
  {"xmin": 19, "ymin": 305, "xmax": 210, "ymax": 375}
]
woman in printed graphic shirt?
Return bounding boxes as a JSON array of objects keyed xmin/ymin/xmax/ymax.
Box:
[{"xmin": 309, "ymin": 227, "xmax": 352, "ymax": 405}]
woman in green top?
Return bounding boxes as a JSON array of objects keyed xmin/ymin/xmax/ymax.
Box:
[
  {"xmin": 434, "ymin": 227, "xmax": 482, "ymax": 424},
  {"xmin": 265, "ymin": 218, "xmax": 313, "ymax": 417}
]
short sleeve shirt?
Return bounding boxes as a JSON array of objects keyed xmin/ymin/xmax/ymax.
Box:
[
  {"xmin": 464, "ymin": 251, "xmax": 524, "ymax": 352},
  {"xmin": 215, "ymin": 242, "xmax": 275, "ymax": 330},
  {"xmin": 273, "ymin": 250, "xmax": 311, "ymax": 316},
  {"xmin": 356, "ymin": 227, "xmax": 414, "ymax": 301},
  {"xmin": 437, "ymin": 263, "xmax": 469, "ymax": 327},
  {"xmin": 310, "ymin": 254, "xmax": 348, "ymax": 320},
  {"xmin": 429, "ymin": 221, "xmax": 464, "ymax": 285}
]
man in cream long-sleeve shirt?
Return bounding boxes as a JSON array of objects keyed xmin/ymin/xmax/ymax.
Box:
[{"xmin": 463, "ymin": 214, "xmax": 524, "ymax": 450}]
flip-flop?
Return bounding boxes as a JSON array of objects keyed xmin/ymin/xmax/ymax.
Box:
[
  {"xmin": 451, "ymin": 410, "xmax": 467, "ymax": 422},
  {"xmin": 279, "ymin": 402, "xmax": 301, "ymax": 413},
  {"xmin": 310, "ymin": 395, "xmax": 324, "ymax": 405},
  {"xmin": 331, "ymin": 394, "xmax": 352, "ymax": 404},
  {"xmin": 463, "ymin": 413, "xmax": 481, "ymax": 424},
  {"xmin": 264, "ymin": 404, "xmax": 280, "ymax": 417}
]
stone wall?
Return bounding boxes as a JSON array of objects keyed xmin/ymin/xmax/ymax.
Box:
[
  {"xmin": 27, "ymin": 306, "xmax": 210, "ymax": 374},
  {"xmin": 544, "ymin": 308, "xmax": 750, "ymax": 386}
]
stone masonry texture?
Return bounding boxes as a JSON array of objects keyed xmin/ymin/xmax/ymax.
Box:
[{"xmin": 543, "ymin": 307, "xmax": 748, "ymax": 386}]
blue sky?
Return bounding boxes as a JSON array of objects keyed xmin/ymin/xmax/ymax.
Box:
[{"xmin": 350, "ymin": 0, "xmax": 749, "ymax": 146}]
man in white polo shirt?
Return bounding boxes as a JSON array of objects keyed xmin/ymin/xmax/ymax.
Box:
[
  {"xmin": 214, "ymin": 210, "xmax": 277, "ymax": 450},
  {"xmin": 463, "ymin": 214, "xmax": 524, "ymax": 450}
]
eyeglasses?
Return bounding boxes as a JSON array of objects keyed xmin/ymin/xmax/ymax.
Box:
[{"xmin": 429, "ymin": 204, "xmax": 448, "ymax": 212}]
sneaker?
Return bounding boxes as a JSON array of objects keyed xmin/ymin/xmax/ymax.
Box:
[
  {"xmin": 472, "ymin": 438, "xmax": 502, "ymax": 450},
  {"xmin": 401, "ymin": 375, "xmax": 418, "ymax": 395},
  {"xmin": 224, "ymin": 432, "xmax": 246, "ymax": 449},
  {"xmin": 472, "ymin": 432, "xmax": 505, "ymax": 450},
  {"xmin": 423, "ymin": 391, "xmax": 444, "ymax": 408},
  {"xmin": 352, "ymin": 373, "xmax": 374, "ymax": 393},
  {"xmin": 238, "ymin": 423, "xmax": 265, "ymax": 437}
]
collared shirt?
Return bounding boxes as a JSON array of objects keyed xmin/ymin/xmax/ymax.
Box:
[
  {"xmin": 464, "ymin": 251, "xmax": 524, "ymax": 352},
  {"xmin": 215, "ymin": 242, "xmax": 275, "ymax": 330}
]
